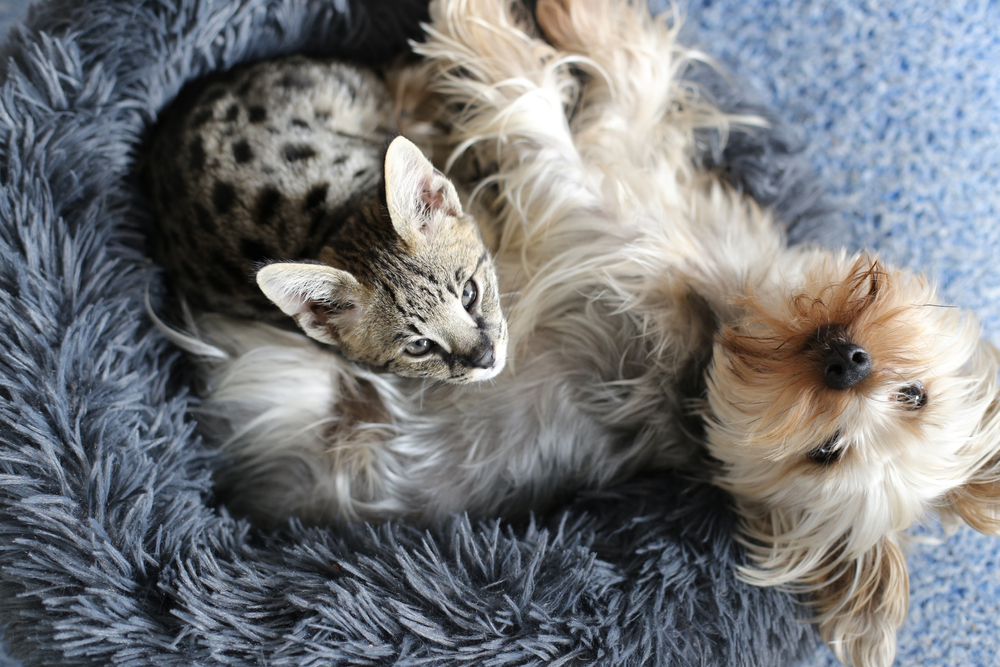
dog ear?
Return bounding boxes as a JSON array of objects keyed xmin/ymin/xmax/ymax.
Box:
[
  {"xmin": 948, "ymin": 467, "xmax": 1000, "ymax": 534},
  {"xmin": 806, "ymin": 536, "xmax": 909, "ymax": 667},
  {"xmin": 946, "ymin": 414, "xmax": 1000, "ymax": 535},
  {"xmin": 736, "ymin": 507, "xmax": 908, "ymax": 667},
  {"xmin": 945, "ymin": 346, "xmax": 1000, "ymax": 535}
]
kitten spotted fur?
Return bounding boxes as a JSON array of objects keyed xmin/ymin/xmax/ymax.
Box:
[{"xmin": 144, "ymin": 56, "xmax": 507, "ymax": 383}]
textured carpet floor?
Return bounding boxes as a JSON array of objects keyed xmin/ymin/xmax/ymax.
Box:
[{"xmin": 0, "ymin": 0, "xmax": 998, "ymax": 666}]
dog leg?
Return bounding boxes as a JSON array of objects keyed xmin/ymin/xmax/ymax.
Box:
[
  {"xmin": 535, "ymin": 0, "xmax": 732, "ymax": 168},
  {"xmin": 416, "ymin": 0, "xmax": 618, "ymax": 270}
]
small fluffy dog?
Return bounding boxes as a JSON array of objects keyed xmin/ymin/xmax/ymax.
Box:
[{"xmin": 187, "ymin": 0, "xmax": 1000, "ymax": 665}]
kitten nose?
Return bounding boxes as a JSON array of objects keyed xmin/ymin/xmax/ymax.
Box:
[
  {"xmin": 470, "ymin": 344, "xmax": 495, "ymax": 369},
  {"xmin": 823, "ymin": 341, "xmax": 872, "ymax": 389}
]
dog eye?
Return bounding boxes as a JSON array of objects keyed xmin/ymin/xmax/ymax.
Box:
[
  {"xmin": 895, "ymin": 381, "xmax": 927, "ymax": 409},
  {"xmin": 807, "ymin": 432, "xmax": 843, "ymax": 464},
  {"xmin": 404, "ymin": 339, "xmax": 434, "ymax": 356}
]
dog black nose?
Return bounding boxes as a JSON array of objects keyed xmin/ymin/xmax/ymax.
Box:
[
  {"xmin": 470, "ymin": 344, "xmax": 495, "ymax": 369},
  {"xmin": 823, "ymin": 342, "xmax": 871, "ymax": 389}
]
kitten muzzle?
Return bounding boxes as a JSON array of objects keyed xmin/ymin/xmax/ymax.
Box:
[{"xmin": 468, "ymin": 344, "xmax": 496, "ymax": 369}]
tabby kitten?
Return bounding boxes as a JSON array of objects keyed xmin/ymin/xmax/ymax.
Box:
[{"xmin": 144, "ymin": 56, "xmax": 507, "ymax": 383}]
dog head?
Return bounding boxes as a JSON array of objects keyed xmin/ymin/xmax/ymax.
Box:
[{"xmin": 703, "ymin": 251, "xmax": 1000, "ymax": 666}]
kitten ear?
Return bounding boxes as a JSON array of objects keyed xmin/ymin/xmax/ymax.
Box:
[
  {"xmin": 256, "ymin": 262, "xmax": 365, "ymax": 346},
  {"xmin": 384, "ymin": 135, "xmax": 463, "ymax": 245}
]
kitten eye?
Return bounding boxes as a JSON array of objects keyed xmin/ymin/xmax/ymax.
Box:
[
  {"xmin": 895, "ymin": 381, "xmax": 927, "ymax": 409},
  {"xmin": 404, "ymin": 339, "xmax": 434, "ymax": 356},
  {"xmin": 461, "ymin": 279, "xmax": 478, "ymax": 310},
  {"xmin": 807, "ymin": 432, "xmax": 843, "ymax": 465}
]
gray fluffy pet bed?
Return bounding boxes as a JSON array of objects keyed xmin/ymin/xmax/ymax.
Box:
[{"xmin": 0, "ymin": 0, "xmax": 833, "ymax": 664}]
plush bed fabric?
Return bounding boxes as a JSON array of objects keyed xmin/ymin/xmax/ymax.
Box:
[{"xmin": 0, "ymin": 0, "xmax": 829, "ymax": 665}]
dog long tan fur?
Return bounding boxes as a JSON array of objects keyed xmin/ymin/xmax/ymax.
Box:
[
  {"xmin": 491, "ymin": 0, "xmax": 1000, "ymax": 663},
  {"xmin": 188, "ymin": 0, "xmax": 1000, "ymax": 664}
]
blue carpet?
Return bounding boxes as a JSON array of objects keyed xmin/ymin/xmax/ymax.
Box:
[{"xmin": 0, "ymin": 0, "xmax": 997, "ymax": 666}]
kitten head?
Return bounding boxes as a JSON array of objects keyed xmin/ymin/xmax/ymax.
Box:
[
  {"xmin": 256, "ymin": 136, "xmax": 507, "ymax": 383},
  {"xmin": 703, "ymin": 251, "xmax": 1000, "ymax": 667}
]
